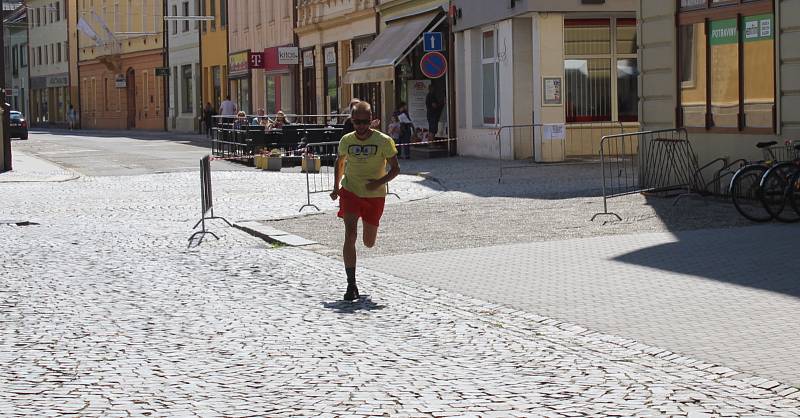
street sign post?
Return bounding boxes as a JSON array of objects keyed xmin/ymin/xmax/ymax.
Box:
[
  {"xmin": 423, "ymin": 32, "xmax": 443, "ymax": 52},
  {"xmin": 420, "ymin": 51, "xmax": 447, "ymax": 79}
]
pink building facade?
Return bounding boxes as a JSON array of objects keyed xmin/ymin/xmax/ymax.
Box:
[{"xmin": 227, "ymin": 0, "xmax": 297, "ymax": 115}]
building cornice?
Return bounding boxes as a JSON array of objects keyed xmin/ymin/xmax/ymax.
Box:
[{"xmin": 295, "ymin": 7, "xmax": 375, "ymax": 36}]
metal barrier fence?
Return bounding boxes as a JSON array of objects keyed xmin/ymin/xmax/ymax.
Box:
[
  {"xmin": 298, "ymin": 141, "xmax": 402, "ymax": 212},
  {"xmin": 210, "ymin": 114, "xmax": 350, "ymax": 163},
  {"xmin": 299, "ymin": 141, "xmax": 339, "ymax": 212},
  {"xmin": 188, "ymin": 155, "xmax": 231, "ymax": 244},
  {"xmin": 496, "ymin": 122, "xmax": 626, "ymax": 182},
  {"xmin": 592, "ymin": 128, "xmax": 702, "ymax": 221}
]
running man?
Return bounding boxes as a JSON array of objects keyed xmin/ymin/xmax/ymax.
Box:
[{"xmin": 330, "ymin": 101, "xmax": 400, "ymax": 301}]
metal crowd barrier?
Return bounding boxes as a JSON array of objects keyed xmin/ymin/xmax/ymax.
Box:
[
  {"xmin": 496, "ymin": 122, "xmax": 625, "ymax": 183},
  {"xmin": 210, "ymin": 114, "xmax": 346, "ymax": 163},
  {"xmin": 298, "ymin": 141, "xmax": 400, "ymax": 212},
  {"xmin": 299, "ymin": 141, "xmax": 339, "ymax": 212},
  {"xmin": 592, "ymin": 128, "xmax": 703, "ymax": 221},
  {"xmin": 189, "ymin": 155, "xmax": 231, "ymax": 245}
]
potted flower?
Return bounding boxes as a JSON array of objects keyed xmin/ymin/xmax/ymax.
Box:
[
  {"xmin": 266, "ymin": 148, "xmax": 283, "ymax": 171},
  {"xmin": 301, "ymin": 147, "xmax": 321, "ymax": 173}
]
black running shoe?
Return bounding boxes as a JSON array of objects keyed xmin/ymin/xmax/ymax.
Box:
[{"xmin": 343, "ymin": 283, "xmax": 360, "ymax": 301}]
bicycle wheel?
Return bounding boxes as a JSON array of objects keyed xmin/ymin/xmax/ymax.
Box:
[
  {"xmin": 730, "ymin": 164, "xmax": 772, "ymax": 222},
  {"xmin": 760, "ymin": 162, "xmax": 800, "ymax": 223},
  {"xmin": 788, "ymin": 170, "xmax": 800, "ymax": 218}
]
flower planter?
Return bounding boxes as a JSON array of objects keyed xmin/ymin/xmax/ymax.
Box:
[{"xmin": 302, "ymin": 156, "xmax": 321, "ymax": 173}]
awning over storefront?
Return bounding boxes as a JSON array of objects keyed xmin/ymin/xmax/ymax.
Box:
[{"xmin": 342, "ymin": 11, "xmax": 440, "ymax": 84}]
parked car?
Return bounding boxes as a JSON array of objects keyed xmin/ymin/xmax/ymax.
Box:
[{"xmin": 8, "ymin": 111, "xmax": 28, "ymax": 140}]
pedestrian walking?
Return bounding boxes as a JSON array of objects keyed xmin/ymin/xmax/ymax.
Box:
[
  {"xmin": 341, "ymin": 98, "xmax": 362, "ymax": 136},
  {"xmin": 330, "ymin": 101, "xmax": 400, "ymax": 301},
  {"xmin": 219, "ymin": 95, "xmax": 237, "ymax": 127},
  {"xmin": 425, "ymin": 84, "xmax": 443, "ymax": 138},
  {"xmin": 387, "ymin": 114, "xmax": 401, "ymax": 143},
  {"xmin": 67, "ymin": 105, "xmax": 77, "ymax": 130},
  {"xmin": 395, "ymin": 102, "xmax": 413, "ymax": 159},
  {"xmin": 203, "ymin": 102, "xmax": 215, "ymax": 137}
]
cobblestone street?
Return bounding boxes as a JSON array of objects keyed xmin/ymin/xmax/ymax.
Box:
[{"xmin": 2, "ymin": 133, "xmax": 800, "ymax": 416}]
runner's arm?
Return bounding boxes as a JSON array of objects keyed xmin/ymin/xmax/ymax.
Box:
[
  {"xmin": 330, "ymin": 154, "xmax": 347, "ymax": 199},
  {"xmin": 374, "ymin": 156, "xmax": 400, "ymax": 187}
]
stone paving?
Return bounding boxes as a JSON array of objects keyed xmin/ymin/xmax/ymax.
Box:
[
  {"xmin": 363, "ymin": 225, "xmax": 800, "ymax": 387},
  {"xmin": 3, "ymin": 137, "xmax": 800, "ymax": 416}
]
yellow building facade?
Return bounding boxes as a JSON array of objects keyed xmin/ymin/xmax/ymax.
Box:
[
  {"xmin": 200, "ymin": 0, "xmax": 228, "ymax": 112},
  {"xmin": 296, "ymin": 0, "xmax": 377, "ymax": 117},
  {"xmin": 77, "ymin": 0, "xmax": 166, "ymax": 130}
]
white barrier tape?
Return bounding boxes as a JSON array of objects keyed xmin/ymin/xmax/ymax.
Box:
[{"xmin": 212, "ymin": 138, "xmax": 457, "ymax": 161}]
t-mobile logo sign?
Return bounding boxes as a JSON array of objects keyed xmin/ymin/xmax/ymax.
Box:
[{"xmin": 249, "ymin": 52, "xmax": 264, "ymax": 69}]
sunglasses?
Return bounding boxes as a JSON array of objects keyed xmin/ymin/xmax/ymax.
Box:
[{"xmin": 352, "ymin": 119, "xmax": 371, "ymax": 125}]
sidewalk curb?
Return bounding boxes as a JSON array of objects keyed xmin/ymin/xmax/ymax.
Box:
[{"xmin": 234, "ymin": 221, "xmax": 318, "ymax": 247}]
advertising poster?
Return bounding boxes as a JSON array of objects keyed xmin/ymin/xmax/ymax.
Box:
[{"xmin": 407, "ymin": 80, "xmax": 430, "ymax": 131}]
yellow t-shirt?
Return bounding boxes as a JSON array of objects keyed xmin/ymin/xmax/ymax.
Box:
[{"xmin": 338, "ymin": 130, "xmax": 398, "ymax": 198}]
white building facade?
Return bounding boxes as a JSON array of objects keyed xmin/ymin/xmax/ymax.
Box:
[
  {"xmin": 28, "ymin": 0, "xmax": 71, "ymax": 127},
  {"xmin": 452, "ymin": 0, "xmax": 638, "ymax": 161},
  {"xmin": 3, "ymin": 5, "xmax": 29, "ymax": 118},
  {"xmin": 167, "ymin": 0, "xmax": 202, "ymax": 132}
]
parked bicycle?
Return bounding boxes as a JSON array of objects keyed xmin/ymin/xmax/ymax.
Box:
[
  {"xmin": 729, "ymin": 141, "xmax": 786, "ymax": 222},
  {"xmin": 759, "ymin": 142, "xmax": 800, "ymax": 222}
]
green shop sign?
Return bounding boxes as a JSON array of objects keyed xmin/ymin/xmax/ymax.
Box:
[
  {"xmin": 710, "ymin": 19, "xmax": 738, "ymax": 46},
  {"xmin": 743, "ymin": 14, "xmax": 774, "ymax": 42}
]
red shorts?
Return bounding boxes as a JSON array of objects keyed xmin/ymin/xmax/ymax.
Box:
[{"xmin": 337, "ymin": 188, "xmax": 386, "ymax": 227}]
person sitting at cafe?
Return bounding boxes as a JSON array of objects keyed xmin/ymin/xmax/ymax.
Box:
[
  {"xmin": 272, "ymin": 110, "xmax": 289, "ymax": 129},
  {"xmin": 252, "ymin": 108, "xmax": 271, "ymax": 128},
  {"xmin": 233, "ymin": 111, "xmax": 249, "ymax": 129}
]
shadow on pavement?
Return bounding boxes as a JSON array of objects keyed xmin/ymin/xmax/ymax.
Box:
[
  {"xmin": 31, "ymin": 129, "xmax": 211, "ymax": 147},
  {"xmin": 322, "ymin": 296, "xmax": 385, "ymax": 314},
  {"xmin": 614, "ymin": 222, "xmax": 800, "ymax": 298},
  {"xmin": 399, "ymin": 157, "xmax": 605, "ymax": 199}
]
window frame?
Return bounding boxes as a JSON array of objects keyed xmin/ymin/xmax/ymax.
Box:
[
  {"xmin": 564, "ymin": 17, "xmax": 638, "ymax": 124},
  {"xmin": 323, "ymin": 44, "xmax": 339, "ymax": 114},
  {"xmin": 481, "ymin": 27, "xmax": 499, "ymax": 127},
  {"xmin": 181, "ymin": 64, "xmax": 193, "ymax": 114},
  {"xmin": 172, "ymin": 4, "xmax": 178, "ymax": 34},
  {"xmin": 676, "ymin": 0, "xmax": 775, "ymax": 133}
]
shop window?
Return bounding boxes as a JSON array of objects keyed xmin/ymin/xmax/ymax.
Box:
[
  {"xmin": 482, "ymin": 29, "xmax": 498, "ymax": 125},
  {"xmin": 709, "ymin": 18, "xmax": 740, "ymax": 128},
  {"xmin": 742, "ymin": 14, "xmax": 775, "ymax": 128},
  {"xmin": 564, "ymin": 18, "xmax": 638, "ymax": 123},
  {"xmin": 302, "ymin": 49, "xmax": 316, "ymax": 115},
  {"xmin": 679, "ymin": 23, "xmax": 707, "ymax": 127},
  {"xmin": 324, "ymin": 46, "xmax": 338, "ymax": 114},
  {"xmin": 677, "ymin": 0, "xmax": 774, "ymax": 131},
  {"xmin": 182, "ymin": 65, "xmax": 193, "ymax": 114}
]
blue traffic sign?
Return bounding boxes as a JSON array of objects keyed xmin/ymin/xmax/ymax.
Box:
[
  {"xmin": 420, "ymin": 51, "xmax": 447, "ymax": 79},
  {"xmin": 423, "ymin": 32, "xmax": 443, "ymax": 52}
]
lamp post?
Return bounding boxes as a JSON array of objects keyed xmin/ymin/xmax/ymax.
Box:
[{"xmin": 1, "ymin": 2, "xmax": 12, "ymax": 171}]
